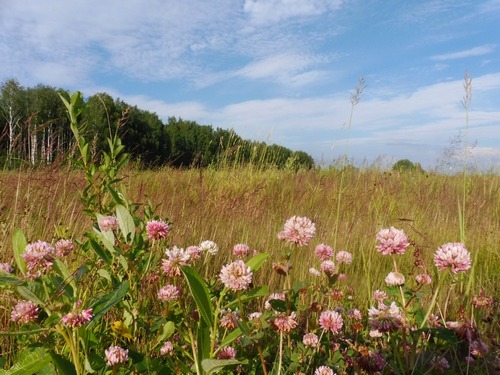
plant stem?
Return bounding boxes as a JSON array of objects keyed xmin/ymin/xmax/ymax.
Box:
[{"xmin": 420, "ymin": 272, "xmax": 447, "ymax": 329}]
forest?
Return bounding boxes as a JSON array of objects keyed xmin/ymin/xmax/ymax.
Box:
[{"xmin": 0, "ymin": 79, "xmax": 314, "ymax": 170}]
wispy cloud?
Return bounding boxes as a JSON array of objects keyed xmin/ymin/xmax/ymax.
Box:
[{"xmin": 431, "ymin": 45, "xmax": 496, "ymax": 61}]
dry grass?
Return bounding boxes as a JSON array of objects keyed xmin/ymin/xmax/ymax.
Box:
[{"xmin": 1, "ymin": 166, "xmax": 498, "ymax": 299}]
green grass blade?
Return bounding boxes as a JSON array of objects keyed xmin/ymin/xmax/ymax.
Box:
[{"xmin": 181, "ymin": 266, "xmax": 214, "ymax": 328}]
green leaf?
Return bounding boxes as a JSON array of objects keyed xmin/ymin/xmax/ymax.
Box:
[
  {"xmin": 201, "ymin": 359, "xmax": 241, "ymax": 374},
  {"xmin": 52, "ymin": 259, "xmax": 76, "ymax": 295},
  {"xmin": 89, "ymin": 280, "xmax": 129, "ymax": 324},
  {"xmin": 219, "ymin": 327, "xmax": 243, "ymax": 348},
  {"xmin": 246, "ymin": 253, "xmax": 269, "ymax": 272},
  {"xmin": 1, "ymin": 345, "xmax": 51, "ymax": 374},
  {"xmin": 223, "ymin": 286, "xmax": 269, "ymax": 309},
  {"xmin": 0, "ymin": 327, "xmax": 48, "ymax": 336},
  {"xmin": 12, "ymin": 229, "xmax": 27, "ymax": 276},
  {"xmin": 49, "ymin": 351, "xmax": 77, "ymax": 375},
  {"xmin": 116, "ymin": 205, "xmax": 135, "ymax": 244},
  {"xmin": 180, "ymin": 266, "xmax": 213, "ymax": 328},
  {"xmin": 16, "ymin": 282, "xmax": 46, "ymax": 305},
  {"xmin": 0, "ymin": 274, "xmax": 24, "ymax": 286},
  {"xmin": 88, "ymin": 238, "xmax": 112, "ymax": 264},
  {"xmin": 154, "ymin": 321, "xmax": 176, "ymax": 350}
]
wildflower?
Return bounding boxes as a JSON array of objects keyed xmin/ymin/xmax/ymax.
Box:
[
  {"xmin": 376, "ymin": 227, "xmax": 410, "ymax": 255},
  {"xmin": 271, "ymin": 311, "xmax": 298, "ymax": 333},
  {"xmin": 357, "ymin": 350, "xmax": 385, "ymax": 373},
  {"xmin": 105, "ymin": 345, "xmax": 129, "ymax": 366},
  {"xmin": 61, "ymin": 304, "xmax": 93, "ymax": 328},
  {"xmin": 338, "ymin": 273, "xmax": 347, "ymax": 281},
  {"xmin": 416, "ymin": 273, "xmax": 432, "ymax": 285},
  {"xmin": 22, "ymin": 241, "xmax": 55, "ymax": 279},
  {"xmin": 434, "ymin": 242, "xmax": 471, "ymax": 273},
  {"xmin": 186, "ymin": 245, "xmax": 202, "ymax": 260},
  {"xmin": 446, "ymin": 319, "xmax": 477, "ymax": 342},
  {"xmin": 315, "ymin": 243, "xmax": 333, "ymax": 261},
  {"xmin": 220, "ymin": 260, "xmax": 253, "ymax": 291},
  {"xmin": 348, "ymin": 308, "xmax": 362, "ymax": 321},
  {"xmin": 248, "ymin": 312, "xmax": 262, "ymax": 321},
  {"xmin": 98, "ymin": 216, "xmax": 118, "ymax": 232},
  {"xmin": 314, "ymin": 365, "xmax": 335, "ymax": 375},
  {"xmin": 232, "ymin": 243, "xmax": 250, "ymax": 257},
  {"xmin": 278, "ymin": 216, "xmax": 316, "ymax": 246},
  {"xmin": 368, "ymin": 301, "xmax": 404, "ymax": 332},
  {"xmin": 470, "ymin": 340, "xmax": 488, "ymax": 357},
  {"xmin": 162, "ymin": 246, "xmax": 190, "ymax": 276},
  {"xmin": 385, "ymin": 271, "xmax": 405, "ymax": 286},
  {"xmin": 157, "ymin": 285, "xmax": 180, "ymax": 302},
  {"xmin": 265, "ymin": 292, "xmax": 286, "ymax": 310},
  {"xmin": 55, "ymin": 239, "xmax": 74, "ymax": 257},
  {"xmin": 319, "ymin": 310, "xmax": 343, "ymax": 334},
  {"xmin": 217, "ymin": 346, "xmax": 237, "ymax": 359},
  {"xmin": 330, "ymin": 289, "xmax": 344, "ymax": 301},
  {"xmin": 336, "ymin": 250, "xmax": 353, "ymax": 264},
  {"xmin": 11, "ymin": 300, "xmax": 38, "ymax": 323},
  {"xmin": 369, "ymin": 329, "xmax": 383, "ymax": 338},
  {"xmin": 309, "ymin": 267, "xmax": 321, "ymax": 276},
  {"xmin": 320, "ymin": 260, "xmax": 336, "ymax": 276},
  {"xmin": 372, "ymin": 289, "xmax": 388, "ymax": 303},
  {"xmin": 199, "ymin": 240, "xmax": 219, "ymax": 255},
  {"xmin": 146, "ymin": 219, "xmax": 169, "ymax": 240},
  {"xmin": 428, "ymin": 314, "xmax": 442, "ymax": 328},
  {"xmin": 430, "ymin": 356, "xmax": 450, "ymax": 373},
  {"xmin": 472, "ymin": 290, "xmax": 493, "ymax": 309},
  {"xmin": 160, "ymin": 341, "xmax": 174, "ymax": 356},
  {"xmin": 220, "ymin": 309, "xmax": 240, "ymax": 330},
  {"xmin": 303, "ymin": 332, "xmax": 319, "ymax": 347},
  {"xmin": 0, "ymin": 263, "xmax": 13, "ymax": 273}
]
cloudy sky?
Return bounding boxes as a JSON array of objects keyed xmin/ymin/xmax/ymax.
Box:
[{"xmin": 1, "ymin": 0, "xmax": 499, "ymax": 170}]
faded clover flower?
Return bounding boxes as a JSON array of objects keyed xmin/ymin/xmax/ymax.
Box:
[
  {"xmin": 309, "ymin": 267, "xmax": 321, "ymax": 277},
  {"xmin": 271, "ymin": 311, "xmax": 298, "ymax": 333},
  {"xmin": 319, "ymin": 310, "xmax": 343, "ymax": 334},
  {"xmin": 55, "ymin": 239, "xmax": 74, "ymax": 257},
  {"xmin": 368, "ymin": 301, "xmax": 404, "ymax": 332},
  {"xmin": 385, "ymin": 271, "xmax": 405, "ymax": 286},
  {"xmin": 146, "ymin": 219, "xmax": 169, "ymax": 240},
  {"xmin": 372, "ymin": 289, "xmax": 388, "ymax": 303},
  {"xmin": 186, "ymin": 245, "xmax": 202, "ymax": 260},
  {"xmin": 430, "ymin": 356, "xmax": 450, "ymax": 373},
  {"xmin": 278, "ymin": 216, "xmax": 316, "ymax": 246},
  {"xmin": 434, "ymin": 242, "xmax": 471, "ymax": 273},
  {"xmin": 472, "ymin": 290, "xmax": 493, "ymax": 309},
  {"xmin": 416, "ymin": 273, "xmax": 432, "ymax": 285},
  {"xmin": 336, "ymin": 250, "xmax": 353, "ymax": 264},
  {"xmin": 61, "ymin": 305, "xmax": 93, "ymax": 328},
  {"xmin": 199, "ymin": 240, "xmax": 219, "ymax": 255},
  {"xmin": 157, "ymin": 285, "xmax": 180, "ymax": 302},
  {"xmin": 11, "ymin": 300, "xmax": 39, "ymax": 323},
  {"xmin": 219, "ymin": 260, "xmax": 253, "ymax": 291},
  {"xmin": 315, "ymin": 243, "xmax": 333, "ymax": 261},
  {"xmin": 220, "ymin": 309, "xmax": 240, "ymax": 330},
  {"xmin": 105, "ymin": 345, "xmax": 129, "ymax": 366},
  {"xmin": 320, "ymin": 260, "xmax": 336, "ymax": 276},
  {"xmin": 376, "ymin": 227, "xmax": 410, "ymax": 255},
  {"xmin": 265, "ymin": 292, "xmax": 286, "ymax": 310},
  {"xmin": 98, "ymin": 216, "xmax": 118, "ymax": 232},
  {"xmin": 162, "ymin": 246, "xmax": 190, "ymax": 276}
]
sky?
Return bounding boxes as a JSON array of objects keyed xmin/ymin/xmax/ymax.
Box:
[{"xmin": 1, "ymin": 0, "xmax": 499, "ymax": 171}]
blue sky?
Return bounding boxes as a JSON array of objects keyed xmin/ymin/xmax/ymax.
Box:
[{"xmin": 1, "ymin": 0, "xmax": 499, "ymax": 170}]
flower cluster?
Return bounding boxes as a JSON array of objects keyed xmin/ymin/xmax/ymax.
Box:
[
  {"xmin": 376, "ymin": 227, "xmax": 410, "ymax": 255},
  {"xmin": 61, "ymin": 306, "xmax": 93, "ymax": 328},
  {"xmin": 146, "ymin": 219, "xmax": 169, "ymax": 240},
  {"xmin": 278, "ymin": 216, "xmax": 316, "ymax": 246},
  {"xmin": 319, "ymin": 310, "xmax": 343, "ymax": 334},
  {"xmin": 105, "ymin": 346, "xmax": 129, "ymax": 366},
  {"xmin": 368, "ymin": 301, "xmax": 404, "ymax": 332},
  {"xmin": 11, "ymin": 300, "xmax": 39, "ymax": 323},
  {"xmin": 157, "ymin": 284, "xmax": 181, "ymax": 302},
  {"xmin": 219, "ymin": 260, "xmax": 253, "ymax": 291},
  {"xmin": 22, "ymin": 241, "xmax": 55, "ymax": 279},
  {"xmin": 434, "ymin": 242, "xmax": 471, "ymax": 273},
  {"xmin": 98, "ymin": 216, "xmax": 118, "ymax": 232},
  {"xmin": 162, "ymin": 246, "xmax": 190, "ymax": 276}
]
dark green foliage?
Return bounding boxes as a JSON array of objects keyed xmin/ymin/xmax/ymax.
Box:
[
  {"xmin": 393, "ymin": 159, "xmax": 425, "ymax": 173},
  {"xmin": 0, "ymin": 80, "xmax": 314, "ymax": 169}
]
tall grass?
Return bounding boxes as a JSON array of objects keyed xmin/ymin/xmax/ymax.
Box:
[{"xmin": 1, "ymin": 166, "xmax": 498, "ymax": 300}]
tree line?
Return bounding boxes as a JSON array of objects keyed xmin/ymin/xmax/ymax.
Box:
[{"xmin": 0, "ymin": 79, "xmax": 314, "ymax": 170}]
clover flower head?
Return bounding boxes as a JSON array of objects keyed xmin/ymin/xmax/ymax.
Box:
[
  {"xmin": 278, "ymin": 216, "xmax": 316, "ymax": 246},
  {"xmin": 157, "ymin": 284, "xmax": 180, "ymax": 302},
  {"xmin": 314, "ymin": 365, "xmax": 335, "ymax": 375},
  {"xmin": 11, "ymin": 300, "xmax": 39, "ymax": 323},
  {"xmin": 376, "ymin": 227, "xmax": 410, "ymax": 255},
  {"xmin": 219, "ymin": 260, "xmax": 252, "ymax": 291},
  {"xmin": 368, "ymin": 301, "xmax": 404, "ymax": 332},
  {"xmin": 146, "ymin": 219, "xmax": 169, "ymax": 240},
  {"xmin": 431, "ymin": 356, "xmax": 450, "ymax": 373},
  {"xmin": 336, "ymin": 250, "xmax": 353, "ymax": 264},
  {"xmin": 61, "ymin": 306, "xmax": 93, "ymax": 328},
  {"xmin": 162, "ymin": 246, "xmax": 190, "ymax": 276},
  {"xmin": 434, "ymin": 242, "xmax": 471, "ymax": 273},
  {"xmin": 55, "ymin": 239, "xmax": 74, "ymax": 257},
  {"xmin": 220, "ymin": 309, "xmax": 240, "ymax": 329},
  {"xmin": 271, "ymin": 311, "xmax": 298, "ymax": 333},
  {"xmin": 416, "ymin": 273, "xmax": 432, "ymax": 285},
  {"xmin": 98, "ymin": 216, "xmax": 118, "ymax": 232},
  {"xmin": 303, "ymin": 332, "xmax": 319, "ymax": 347},
  {"xmin": 0, "ymin": 263, "xmax": 14, "ymax": 273},
  {"xmin": 385, "ymin": 271, "xmax": 405, "ymax": 286},
  {"xmin": 320, "ymin": 260, "xmax": 336, "ymax": 276},
  {"xmin": 372, "ymin": 289, "xmax": 388, "ymax": 303},
  {"xmin": 186, "ymin": 245, "xmax": 202, "ymax": 260},
  {"xmin": 160, "ymin": 341, "xmax": 174, "ymax": 356},
  {"xmin": 22, "ymin": 241, "xmax": 55, "ymax": 279},
  {"xmin": 232, "ymin": 243, "xmax": 250, "ymax": 257},
  {"xmin": 200, "ymin": 240, "xmax": 219, "ymax": 255},
  {"xmin": 319, "ymin": 310, "xmax": 343, "ymax": 333},
  {"xmin": 217, "ymin": 346, "xmax": 237, "ymax": 359},
  {"xmin": 105, "ymin": 345, "xmax": 128, "ymax": 366},
  {"xmin": 315, "ymin": 243, "xmax": 333, "ymax": 261},
  {"xmin": 309, "ymin": 267, "xmax": 321, "ymax": 277}
]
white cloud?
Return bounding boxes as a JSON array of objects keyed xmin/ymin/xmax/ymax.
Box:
[{"xmin": 431, "ymin": 45, "xmax": 496, "ymax": 61}]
